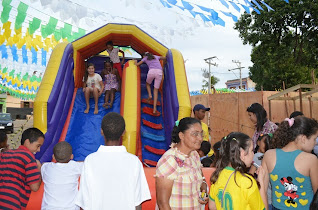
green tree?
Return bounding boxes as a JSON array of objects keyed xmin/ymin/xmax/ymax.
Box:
[
  {"xmin": 201, "ymin": 68, "xmax": 220, "ymax": 91},
  {"xmin": 234, "ymin": 0, "xmax": 318, "ymax": 90}
]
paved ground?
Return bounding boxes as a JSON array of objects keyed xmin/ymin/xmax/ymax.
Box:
[{"xmin": 7, "ymin": 115, "xmax": 33, "ymax": 149}]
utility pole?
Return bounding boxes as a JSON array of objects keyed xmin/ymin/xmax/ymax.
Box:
[
  {"xmin": 204, "ymin": 56, "xmax": 218, "ymax": 94},
  {"xmin": 228, "ymin": 60, "xmax": 245, "ymax": 89}
]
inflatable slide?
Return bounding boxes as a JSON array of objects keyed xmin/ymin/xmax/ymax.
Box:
[{"xmin": 33, "ymin": 23, "xmax": 192, "ymax": 164}]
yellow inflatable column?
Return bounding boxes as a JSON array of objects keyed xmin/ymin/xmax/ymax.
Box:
[{"xmin": 120, "ymin": 60, "xmax": 141, "ymax": 155}]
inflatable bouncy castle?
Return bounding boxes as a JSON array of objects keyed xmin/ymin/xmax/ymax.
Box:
[
  {"xmin": 27, "ymin": 23, "xmax": 213, "ymax": 210},
  {"xmin": 33, "ymin": 23, "xmax": 191, "ymax": 165}
]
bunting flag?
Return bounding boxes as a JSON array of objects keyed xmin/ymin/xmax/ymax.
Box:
[
  {"xmin": 159, "ymin": 0, "xmax": 289, "ymax": 26},
  {"xmin": 0, "ymin": 0, "xmax": 90, "ymax": 99}
]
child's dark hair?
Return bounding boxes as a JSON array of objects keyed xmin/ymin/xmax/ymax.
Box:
[
  {"xmin": 84, "ymin": 63, "xmax": 95, "ymax": 83},
  {"xmin": 21, "ymin": 128, "xmax": 45, "ymax": 145},
  {"xmin": 53, "ymin": 141, "xmax": 72, "ymax": 163},
  {"xmin": 272, "ymin": 116, "xmax": 318, "ymax": 149},
  {"xmin": 247, "ymin": 103, "xmax": 267, "ymax": 132},
  {"xmin": 104, "ymin": 59, "xmax": 113, "ymax": 66},
  {"xmin": 106, "ymin": 41, "xmax": 113, "ymax": 46},
  {"xmin": 201, "ymin": 157, "xmax": 213, "ymax": 167},
  {"xmin": 143, "ymin": 52, "xmax": 155, "ymax": 60},
  {"xmin": 171, "ymin": 117, "xmax": 201, "ymax": 143},
  {"xmin": 289, "ymin": 111, "xmax": 304, "ymax": 119},
  {"xmin": 254, "ymin": 133, "xmax": 272, "ymax": 154},
  {"xmin": 0, "ymin": 130, "xmax": 7, "ymax": 144},
  {"xmin": 211, "ymin": 140, "xmax": 221, "ymax": 167},
  {"xmin": 200, "ymin": 141, "xmax": 211, "ymax": 156},
  {"xmin": 101, "ymin": 112, "xmax": 125, "ymax": 141},
  {"xmin": 210, "ymin": 132, "xmax": 253, "ymax": 187}
]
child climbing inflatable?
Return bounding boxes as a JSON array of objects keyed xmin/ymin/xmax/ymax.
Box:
[{"xmin": 135, "ymin": 52, "xmax": 166, "ymax": 116}]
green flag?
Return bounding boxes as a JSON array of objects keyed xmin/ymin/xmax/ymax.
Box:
[
  {"xmin": 15, "ymin": 2, "xmax": 28, "ymax": 30},
  {"xmin": 1, "ymin": 0, "xmax": 12, "ymax": 24},
  {"xmin": 28, "ymin": 17, "xmax": 41, "ymax": 35}
]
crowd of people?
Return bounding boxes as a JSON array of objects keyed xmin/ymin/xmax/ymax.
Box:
[{"xmin": 0, "ymin": 102, "xmax": 317, "ymax": 210}]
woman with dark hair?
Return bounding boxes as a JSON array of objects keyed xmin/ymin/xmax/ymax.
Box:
[
  {"xmin": 155, "ymin": 117, "xmax": 208, "ymax": 209},
  {"xmin": 247, "ymin": 103, "xmax": 278, "ymax": 148},
  {"xmin": 262, "ymin": 117, "xmax": 318, "ymax": 209}
]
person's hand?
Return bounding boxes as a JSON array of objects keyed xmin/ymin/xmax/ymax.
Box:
[
  {"xmin": 134, "ymin": 60, "xmax": 137, "ymax": 65},
  {"xmin": 121, "ymin": 59, "xmax": 125, "ymax": 65},
  {"xmin": 198, "ymin": 190, "xmax": 209, "ymax": 205}
]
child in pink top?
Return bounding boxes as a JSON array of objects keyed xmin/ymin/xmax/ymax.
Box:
[
  {"xmin": 135, "ymin": 52, "xmax": 166, "ymax": 115},
  {"xmin": 101, "ymin": 61, "xmax": 120, "ymax": 109}
]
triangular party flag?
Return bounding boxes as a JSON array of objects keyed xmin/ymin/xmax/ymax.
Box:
[
  {"xmin": 181, "ymin": 0, "xmax": 193, "ymax": 10},
  {"xmin": 167, "ymin": 0, "xmax": 177, "ymax": 5},
  {"xmin": 240, "ymin": 4, "xmax": 251, "ymax": 13},
  {"xmin": 252, "ymin": 7, "xmax": 261, "ymax": 14},
  {"xmin": 1, "ymin": 0, "xmax": 12, "ymax": 24},
  {"xmin": 229, "ymin": 1, "xmax": 240, "ymax": 12},
  {"xmin": 15, "ymin": 2, "xmax": 28, "ymax": 30},
  {"xmin": 219, "ymin": 0, "xmax": 229, "ymax": 9},
  {"xmin": 188, "ymin": 10, "xmax": 198, "ymax": 18},
  {"xmin": 261, "ymin": 1, "xmax": 274, "ymax": 11},
  {"xmin": 61, "ymin": 23, "xmax": 72, "ymax": 39},
  {"xmin": 45, "ymin": 17, "xmax": 58, "ymax": 36},
  {"xmin": 251, "ymin": 0, "xmax": 264, "ymax": 11},
  {"xmin": 28, "ymin": 17, "xmax": 41, "ymax": 35},
  {"xmin": 198, "ymin": 13, "xmax": 210, "ymax": 22}
]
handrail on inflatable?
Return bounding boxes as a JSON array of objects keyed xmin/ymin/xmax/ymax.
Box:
[
  {"xmin": 120, "ymin": 60, "xmax": 141, "ymax": 155},
  {"xmin": 34, "ymin": 42, "xmax": 75, "ymax": 162}
]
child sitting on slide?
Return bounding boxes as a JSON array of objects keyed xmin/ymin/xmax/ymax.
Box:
[
  {"xmin": 106, "ymin": 41, "xmax": 125, "ymax": 79},
  {"xmin": 83, "ymin": 63, "xmax": 104, "ymax": 114},
  {"xmin": 41, "ymin": 142, "xmax": 83, "ymax": 210},
  {"xmin": 101, "ymin": 60, "xmax": 120, "ymax": 109},
  {"xmin": 135, "ymin": 52, "xmax": 166, "ymax": 116}
]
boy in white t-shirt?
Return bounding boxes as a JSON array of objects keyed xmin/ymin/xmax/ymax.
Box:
[
  {"xmin": 41, "ymin": 141, "xmax": 83, "ymax": 210},
  {"xmin": 75, "ymin": 112, "xmax": 151, "ymax": 210}
]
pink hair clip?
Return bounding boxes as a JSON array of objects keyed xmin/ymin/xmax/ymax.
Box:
[{"xmin": 284, "ymin": 118, "xmax": 295, "ymax": 127}]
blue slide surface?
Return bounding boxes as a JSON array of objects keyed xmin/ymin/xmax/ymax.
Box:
[{"xmin": 65, "ymin": 89, "xmax": 121, "ymax": 161}]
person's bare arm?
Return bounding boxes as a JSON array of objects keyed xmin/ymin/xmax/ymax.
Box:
[
  {"xmin": 309, "ymin": 154, "xmax": 318, "ymax": 193},
  {"xmin": 30, "ymin": 160, "xmax": 42, "ymax": 192},
  {"xmin": 208, "ymin": 199, "xmax": 217, "ymax": 210},
  {"xmin": 249, "ymin": 165, "xmax": 257, "ymax": 175},
  {"xmin": 99, "ymin": 81, "xmax": 104, "ymax": 96},
  {"xmin": 29, "ymin": 180, "xmax": 41, "ymax": 192},
  {"xmin": 135, "ymin": 60, "xmax": 144, "ymax": 66},
  {"xmin": 135, "ymin": 204, "xmax": 141, "ymax": 210},
  {"xmin": 119, "ymin": 49, "xmax": 125, "ymax": 65},
  {"xmin": 160, "ymin": 56, "xmax": 166, "ymax": 60},
  {"xmin": 156, "ymin": 177, "xmax": 173, "ymax": 210}
]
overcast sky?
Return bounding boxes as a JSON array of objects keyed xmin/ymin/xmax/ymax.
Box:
[{"xmin": 24, "ymin": 0, "xmax": 254, "ymax": 90}]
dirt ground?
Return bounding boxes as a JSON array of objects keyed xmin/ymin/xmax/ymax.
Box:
[{"xmin": 7, "ymin": 115, "xmax": 34, "ymax": 149}]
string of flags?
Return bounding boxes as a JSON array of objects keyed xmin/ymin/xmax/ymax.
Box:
[{"xmin": 159, "ymin": 0, "xmax": 289, "ymax": 26}]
